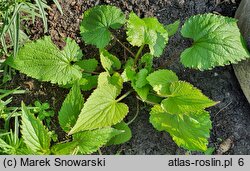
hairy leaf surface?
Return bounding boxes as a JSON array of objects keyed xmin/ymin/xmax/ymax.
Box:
[
  {"xmin": 181, "ymin": 14, "xmax": 250, "ymax": 70},
  {"xmin": 161, "ymin": 81, "xmax": 216, "ymax": 114},
  {"xmin": 69, "ymin": 84, "xmax": 129, "ymax": 134},
  {"xmin": 52, "ymin": 128, "xmax": 121, "ymax": 154},
  {"xmin": 8, "ymin": 36, "xmax": 82, "ymax": 85},
  {"xmin": 80, "ymin": 5, "xmax": 126, "ymax": 48},
  {"xmin": 98, "ymin": 72, "xmax": 123, "ymax": 96},
  {"xmin": 150, "ymin": 105, "xmax": 211, "ymax": 151},
  {"xmin": 147, "ymin": 69, "xmax": 178, "ymax": 96},
  {"xmin": 59, "ymin": 84, "xmax": 84, "ymax": 132},
  {"xmin": 21, "ymin": 102, "xmax": 51, "ymax": 154},
  {"xmin": 126, "ymin": 13, "xmax": 168, "ymax": 57}
]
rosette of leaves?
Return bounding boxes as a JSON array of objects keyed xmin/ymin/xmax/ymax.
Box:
[{"xmin": 8, "ymin": 5, "xmax": 250, "ymax": 153}]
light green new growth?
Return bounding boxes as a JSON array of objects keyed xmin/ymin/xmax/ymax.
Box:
[
  {"xmin": 147, "ymin": 69, "xmax": 179, "ymax": 96},
  {"xmin": 100, "ymin": 49, "xmax": 121, "ymax": 73},
  {"xmin": 126, "ymin": 13, "xmax": 169, "ymax": 57},
  {"xmin": 150, "ymin": 105, "xmax": 211, "ymax": 151},
  {"xmin": 161, "ymin": 81, "xmax": 217, "ymax": 114},
  {"xmin": 69, "ymin": 83, "xmax": 129, "ymax": 134}
]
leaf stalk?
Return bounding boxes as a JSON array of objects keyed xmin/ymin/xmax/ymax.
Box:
[
  {"xmin": 116, "ymin": 90, "xmax": 133, "ymax": 102},
  {"xmin": 134, "ymin": 44, "xmax": 145, "ymax": 66}
]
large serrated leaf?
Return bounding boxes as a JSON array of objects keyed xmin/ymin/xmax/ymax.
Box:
[
  {"xmin": 8, "ymin": 36, "xmax": 82, "ymax": 85},
  {"xmin": 161, "ymin": 81, "xmax": 217, "ymax": 114},
  {"xmin": 147, "ymin": 69, "xmax": 178, "ymax": 96},
  {"xmin": 69, "ymin": 84, "xmax": 129, "ymax": 134},
  {"xmin": 21, "ymin": 102, "xmax": 51, "ymax": 154},
  {"xmin": 80, "ymin": 5, "xmax": 126, "ymax": 48},
  {"xmin": 150, "ymin": 105, "xmax": 211, "ymax": 151},
  {"xmin": 52, "ymin": 128, "xmax": 122, "ymax": 155},
  {"xmin": 59, "ymin": 84, "xmax": 84, "ymax": 132},
  {"xmin": 181, "ymin": 13, "xmax": 250, "ymax": 70},
  {"xmin": 126, "ymin": 13, "xmax": 168, "ymax": 57}
]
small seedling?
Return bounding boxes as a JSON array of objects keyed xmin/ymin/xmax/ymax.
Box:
[{"xmin": 32, "ymin": 100, "xmax": 54, "ymax": 127}]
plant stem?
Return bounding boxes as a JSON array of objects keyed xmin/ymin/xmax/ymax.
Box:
[
  {"xmin": 98, "ymin": 148, "xmax": 102, "ymax": 155},
  {"xmin": 134, "ymin": 44, "xmax": 145, "ymax": 66},
  {"xmin": 116, "ymin": 90, "xmax": 133, "ymax": 102},
  {"xmin": 112, "ymin": 35, "xmax": 135, "ymax": 57},
  {"xmin": 82, "ymin": 70, "xmax": 100, "ymax": 75},
  {"xmin": 127, "ymin": 99, "xmax": 139, "ymax": 125},
  {"xmin": 136, "ymin": 95, "xmax": 158, "ymax": 106}
]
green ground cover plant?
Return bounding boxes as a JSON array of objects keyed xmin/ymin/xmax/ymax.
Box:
[{"xmin": 1, "ymin": 5, "xmax": 250, "ymax": 154}]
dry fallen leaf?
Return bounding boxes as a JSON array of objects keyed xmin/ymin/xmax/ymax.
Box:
[{"xmin": 217, "ymin": 136, "xmax": 234, "ymax": 154}]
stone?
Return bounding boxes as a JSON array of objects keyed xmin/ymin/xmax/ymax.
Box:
[{"xmin": 233, "ymin": 0, "xmax": 250, "ymax": 104}]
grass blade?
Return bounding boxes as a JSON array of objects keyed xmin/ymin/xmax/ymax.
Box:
[
  {"xmin": 53, "ymin": 0, "xmax": 63, "ymax": 15},
  {"xmin": 0, "ymin": 3, "xmax": 22, "ymax": 39},
  {"xmin": 34, "ymin": 0, "xmax": 48, "ymax": 32},
  {"xmin": 13, "ymin": 12, "xmax": 20, "ymax": 57},
  {"xmin": 0, "ymin": 37, "xmax": 8, "ymax": 55}
]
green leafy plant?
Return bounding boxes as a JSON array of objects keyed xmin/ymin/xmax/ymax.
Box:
[
  {"xmin": 32, "ymin": 100, "xmax": 54, "ymax": 127},
  {"xmin": 6, "ymin": 5, "xmax": 250, "ymax": 153}
]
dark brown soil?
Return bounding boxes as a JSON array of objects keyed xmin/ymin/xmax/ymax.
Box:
[{"xmin": 1, "ymin": 0, "xmax": 250, "ymax": 154}]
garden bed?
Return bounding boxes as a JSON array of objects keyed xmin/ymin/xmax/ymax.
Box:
[{"xmin": 1, "ymin": 0, "xmax": 250, "ymax": 154}]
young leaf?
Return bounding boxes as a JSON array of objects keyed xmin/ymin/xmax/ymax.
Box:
[
  {"xmin": 139, "ymin": 53, "xmax": 153, "ymax": 72},
  {"xmin": 76, "ymin": 59, "xmax": 98, "ymax": 72},
  {"xmin": 52, "ymin": 128, "xmax": 122, "ymax": 155},
  {"xmin": 147, "ymin": 69, "xmax": 178, "ymax": 96},
  {"xmin": 69, "ymin": 84, "xmax": 129, "ymax": 134},
  {"xmin": 150, "ymin": 105, "xmax": 211, "ymax": 151},
  {"xmin": 135, "ymin": 68, "xmax": 149, "ymax": 88},
  {"xmin": 7, "ymin": 36, "xmax": 82, "ymax": 85},
  {"xmin": 80, "ymin": 75, "xmax": 98, "ymax": 91},
  {"xmin": 121, "ymin": 58, "xmax": 136, "ymax": 82},
  {"xmin": 128, "ymin": 68, "xmax": 151, "ymax": 101},
  {"xmin": 126, "ymin": 13, "xmax": 168, "ymax": 57},
  {"xmin": 131, "ymin": 82, "xmax": 150, "ymax": 101},
  {"xmin": 59, "ymin": 84, "xmax": 84, "ymax": 132},
  {"xmin": 21, "ymin": 102, "xmax": 51, "ymax": 154},
  {"xmin": 100, "ymin": 49, "xmax": 121, "ymax": 73},
  {"xmin": 161, "ymin": 81, "xmax": 217, "ymax": 114},
  {"xmin": 107, "ymin": 121, "xmax": 132, "ymax": 145},
  {"xmin": 98, "ymin": 72, "xmax": 123, "ymax": 96},
  {"xmin": 165, "ymin": 20, "xmax": 180, "ymax": 37},
  {"xmin": 181, "ymin": 13, "xmax": 250, "ymax": 70},
  {"xmin": 80, "ymin": 5, "xmax": 126, "ymax": 48}
]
